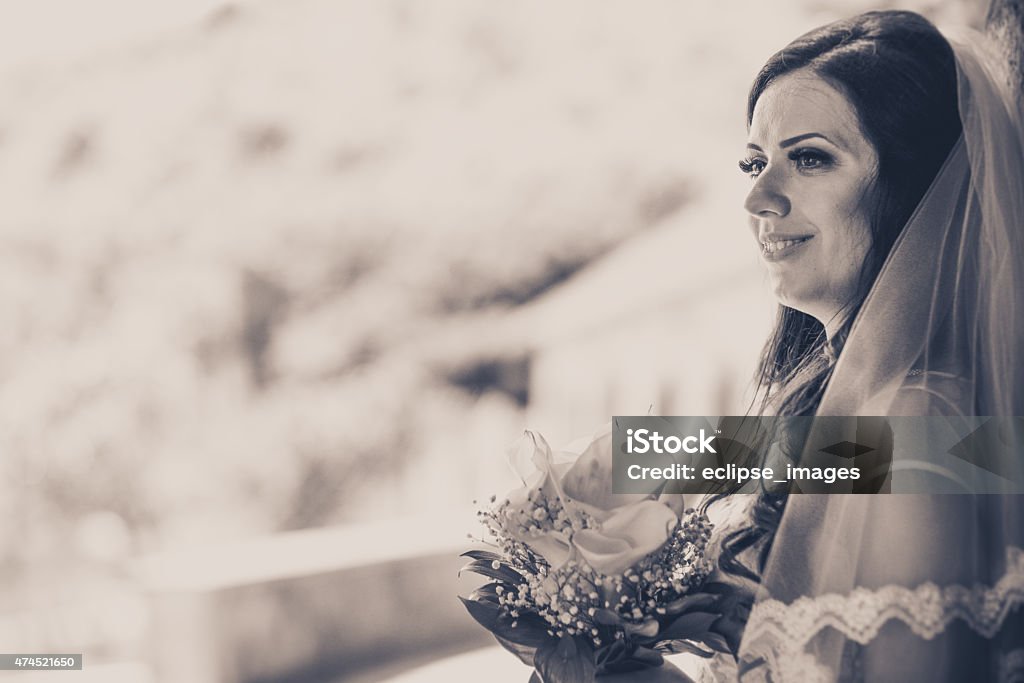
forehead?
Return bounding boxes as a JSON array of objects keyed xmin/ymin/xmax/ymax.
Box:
[{"xmin": 749, "ymin": 70, "xmax": 866, "ymax": 150}]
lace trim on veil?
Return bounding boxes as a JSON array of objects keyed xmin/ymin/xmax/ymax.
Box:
[
  {"xmin": 738, "ymin": 546, "xmax": 1024, "ymax": 682},
  {"xmin": 1001, "ymin": 649, "xmax": 1024, "ymax": 683}
]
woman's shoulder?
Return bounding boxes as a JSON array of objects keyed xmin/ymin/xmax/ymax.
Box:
[{"xmin": 888, "ymin": 370, "xmax": 973, "ymax": 417}]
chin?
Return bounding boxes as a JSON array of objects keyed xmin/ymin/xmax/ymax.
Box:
[
  {"xmin": 771, "ymin": 281, "xmax": 803, "ymax": 311},
  {"xmin": 770, "ymin": 278, "xmax": 830, "ymax": 314},
  {"xmin": 773, "ymin": 289, "xmax": 820, "ymax": 320}
]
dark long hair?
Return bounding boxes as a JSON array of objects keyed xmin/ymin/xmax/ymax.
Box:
[{"xmin": 718, "ymin": 10, "xmax": 963, "ymax": 582}]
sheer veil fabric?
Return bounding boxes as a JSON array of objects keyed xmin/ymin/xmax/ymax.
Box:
[{"xmin": 733, "ymin": 31, "xmax": 1024, "ymax": 682}]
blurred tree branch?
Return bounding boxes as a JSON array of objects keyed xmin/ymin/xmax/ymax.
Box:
[{"xmin": 986, "ymin": 0, "xmax": 1024, "ymax": 92}]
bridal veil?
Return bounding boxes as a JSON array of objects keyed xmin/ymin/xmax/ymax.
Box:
[{"xmin": 735, "ymin": 29, "xmax": 1024, "ymax": 682}]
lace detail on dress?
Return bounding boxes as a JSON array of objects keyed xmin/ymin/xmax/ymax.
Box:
[
  {"xmin": 1000, "ymin": 648, "xmax": 1024, "ymax": 683},
  {"xmin": 739, "ymin": 546, "xmax": 1024, "ymax": 682}
]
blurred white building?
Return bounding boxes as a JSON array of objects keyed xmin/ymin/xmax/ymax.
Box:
[{"xmin": 517, "ymin": 199, "xmax": 776, "ymax": 448}]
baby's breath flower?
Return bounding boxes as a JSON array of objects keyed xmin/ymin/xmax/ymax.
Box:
[{"xmin": 470, "ymin": 489, "xmax": 714, "ymax": 652}]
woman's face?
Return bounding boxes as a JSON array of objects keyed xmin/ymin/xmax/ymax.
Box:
[{"xmin": 743, "ymin": 70, "xmax": 880, "ymax": 335}]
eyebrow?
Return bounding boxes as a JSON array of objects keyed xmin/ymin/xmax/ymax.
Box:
[{"xmin": 746, "ymin": 133, "xmax": 836, "ymax": 152}]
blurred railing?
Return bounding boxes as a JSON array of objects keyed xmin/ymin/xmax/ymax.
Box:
[{"xmin": 137, "ymin": 511, "xmax": 490, "ymax": 683}]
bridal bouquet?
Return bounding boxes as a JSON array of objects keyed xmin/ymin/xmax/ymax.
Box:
[{"xmin": 460, "ymin": 426, "xmax": 742, "ymax": 682}]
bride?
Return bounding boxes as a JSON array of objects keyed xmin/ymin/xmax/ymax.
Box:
[{"xmin": 610, "ymin": 9, "xmax": 1024, "ymax": 682}]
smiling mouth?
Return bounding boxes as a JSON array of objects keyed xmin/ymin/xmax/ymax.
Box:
[{"xmin": 761, "ymin": 236, "xmax": 812, "ymax": 257}]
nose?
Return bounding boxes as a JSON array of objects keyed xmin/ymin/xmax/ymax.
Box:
[{"xmin": 744, "ymin": 169, "xmax": 791, "ymax": 218}]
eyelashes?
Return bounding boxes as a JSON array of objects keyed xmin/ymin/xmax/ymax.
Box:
[
  {"xmin": 791, "ymin": 148, "xmax": 833, "ymax": 171},
  {"xmin": 739, "ymin": 148, "xmax": 835, "ymax": 178},
  {"xmin": 738, "ymin": 157, "xmax": 765, "ymax": 176}
]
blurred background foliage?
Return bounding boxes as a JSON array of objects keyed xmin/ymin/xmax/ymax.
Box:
[{"xmin": 0, "ymin": 0, "xmax": 983, "ymax": 675}]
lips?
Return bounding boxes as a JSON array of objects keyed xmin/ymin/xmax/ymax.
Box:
[{"xmin": 760, "ymin": 235, "xmax": 812, "ymax": 260}]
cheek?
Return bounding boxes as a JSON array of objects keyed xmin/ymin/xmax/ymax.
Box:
[
  {"xmin": 840, "ymin": 187, "xmax": 874, "ymax": 256},
  {"xmin": 832, "ymin": 208, "xmax": 874, "ymax": 291},
  {"xmin": 838, "ymin": 214, "xmax": 873, "ymax": 254},
  {"xmin": 821, "ymin": 177, "xmax": 873, "ymax": 250},
  {"xmin": 801, "ymin": 179, "xmax": 873, "ymax": 295}
]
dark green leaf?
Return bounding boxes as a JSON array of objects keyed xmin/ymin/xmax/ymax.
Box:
[
  {"xmin": 469, "ymin": 583, "xmax": 501, "ymax": 604},
  {"xmin": 594, "ymin": 639, "xmax": 627, "ymax": 667},
  {"xmin": 657, "ymin": 612, "xmax": 719, "ymax": 642},
  {"xmin": 664, "ymin": 592, "xmax": 719, "ymax": 615},
  {"xmin": 598, "ymin": 658, "xmax": 648, "ymax": 675},
  {"xmin": 630, "ymin": 646, "xmax": 665, "ymax": 667},
  {"xmin": 623, "ymin": 619, "xmax": 659, "ymax": 638},
  {"xmin": 714, "ymin": 616, "xmax": 746, "ymax": 654},
  {"xmin": 462, "ymin": 596, "xmax": 556, "ymax": 665},
  {"xmin": 497, "ymin": 615, "xmax": 555, "ymax": 649},
  {"xmin": 463, "ymin": 595, "xmax": 553, "ymax": 647},
  {"xmin": 534, "ymin": 635, "xmax": 595, "ymax": 683},
  {"xmin": 460, "ymin": 595, "xmax": 503, "ymax": 631},
  {"xmin": 698, "ymin": 630, "xmax": 733, "ymax": 654},
  {"xmin": 598, "ymin": 648, "xmax": 666, "ymax": 676},
  {"xmin": 710, "ymin": 588, "xmax": 752, "ymax": 615},
  {"xmin": 495, "ymin": 633, "xmax": 539, "ymax": 667},
  {"xmin": 461, "ymin": 549, "xmax": 505, "ymax": 563},
  {"xmin": 663, "ymin": 593, "xmax": 720, "ymax": 618},
  {"xmin": 460, "ymin": 559, "xmax": 526, "ymax": 585}
]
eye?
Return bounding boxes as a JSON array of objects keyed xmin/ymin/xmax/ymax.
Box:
[
  {"xmin": 789, "ymin": 148, "xmax": 833, "ymax": 171},
  {"xmin": 739, "ymin": 157, "xmax": 766, "ymax": 178}
]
